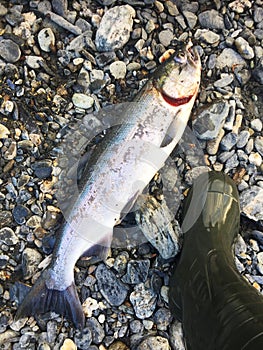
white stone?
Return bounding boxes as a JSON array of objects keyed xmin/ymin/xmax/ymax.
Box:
[
  {"xmin": 109, "ymin": 61, "xmax": 127, "ymax": 79},
  {"xmin": 38, "ymin": 28, "xmax": 55, "ymax": 52},
  {"xmin": 72, "ymin": 93, "xmax": 94, "ymax": 109}
]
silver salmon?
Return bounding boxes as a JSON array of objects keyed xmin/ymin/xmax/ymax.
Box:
[{"xmin": 16, "ymin": 42, "xmax": 201, "ymax": 328}]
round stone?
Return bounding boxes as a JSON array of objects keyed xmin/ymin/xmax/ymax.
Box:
[
  {"xmin": 109, "ymin": 61, "xmax": 127, "ymax": 79},
  {"xmin": 0, "ymin": 39, "xmax": 21, "ymax": 63},
  {"xmin": 38, "ymin": 28, "xmax": 56, "ymax": 52},
  {"xmin": 72, "ymin": 93, "xmax": 94, "ymax": 109}
]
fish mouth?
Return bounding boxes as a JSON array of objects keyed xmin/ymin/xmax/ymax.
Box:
[
  {"xmin": 161, "ymin": 92, "xmax": 194, "ymax": 107},
  {"xmin": 173, "ymin": 41, "xmax": 200, "ymax": 67}
]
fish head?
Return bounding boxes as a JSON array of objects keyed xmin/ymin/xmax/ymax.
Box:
[{"xmin": 156, "ymin": 42, "xmax": 201, "ymax": 107}]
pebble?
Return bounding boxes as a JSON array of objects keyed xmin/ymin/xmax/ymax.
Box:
[
  {"xmin": 249, "ymin": 152, "xmax": 262, "ymax": 167},
  {"xmin": 216, "ymin": 48, "xmax": 247, "ymax": 69},
  {"xmin": 214, "ymin": 74, "xmax": 234, "ymax": 88},
  {"xmin": 255, "ymin": 136, "xmax": 263, "ymax": 156},
  {"xmin": 137, "ymin": 336, "xmax": 170, "ymax": 350},
  {"xmin": 95, "ymin": 5, "xmax": 135, "ymax": 52},
  {"xmin": 74, "ymin": 328, "xmax": 92, "ymax": 349},
  {"xmin": 0, "ymin": 124, "xmax": 10, "ymax": 138},
  {"xmin": 253, "ymin": 57, "xmax": 263, "ymax": 84},
  {"xmin": 130, "ymin": 283, "xmax": 157, "ymax": 319},
  {"xmin": 72, "ymin": 93, "xmax": 94, "ymax": 109},
  {"xmin": 240, "ymin": 186, "xmax": 263, "ymax": 221},
  {"xmin": 121, "ymin": 260, "xmax": 150, "ymax": 284},
  {"xmin": 220, "ymin": 132, "xmax": 237, "ymax": 151},
  {"xmin": 25, "ymin": 56, "xmax": 44, "ymax": 69},
  {"xmin": 158, "ymin": 30, "xmax": 173, "ymax": 47},
  {"xmin": 60, "ymin": 339, "xmax": 77, "ymax": 350},
  {"xmin": 236, "ymin": 130, "xmax": 250, "ymax": 148},
  {"xmin": 0, "ymin": 227, "xmax": 18, "ymax": 246},
  {"xmin": 183, "ymin": 11, "xmax": 197, "ymax": 29},
  {"xmin": 207, "ymin": 128, "xmax": 225, "ymax": 155},
  {"xmin": 109, "ymin": 61, "xmax": 127, "ymax": 79},
  {"xmin": 251, "ymin": 119, "xmax": 262, "ymax": 132},
  {"xmin": 195, "ymin": 29, "xmax": 220, "ymax": 45},
  {"xmin": 153, "ymin": 308, "xmax": 172, "ymax": 331},
  {"xmin": 86, "ymin": 317, "xmax": 105, "ymax": 344},
  {"xmin": 229, "ymin": 0, "xmax": 252, "ymax": 13},
  {"xmin": 235, "ymin": 37, "xmax": 254, "ymax": 60},
  {"xmin": 21, "ymin": 247, "xmax": 42, "ymax": 279},
  {"xmin": 95, "ymin": 264, "xmax": 128, "ymax": 306},
  {"xmin": 198, "ymin": 10, "xmax": 225, "ymax": 30},
  {"xmin": 193, "ymin": 101, "xmax": 230, "ymax": 140},
  {"xmin": 0, "ymin": 39, "xmax": 21, "ymax": 63},
  {"xmin": 12, "ymin": 204, "xmax": 30, "ymax": 225},
  {"xmin": 109, "ymin": 341, "xmax": 129, "ymax": 350},
  {"xmin": 38, "ymin": 28, "xmax": 55, "ymax": 52}
]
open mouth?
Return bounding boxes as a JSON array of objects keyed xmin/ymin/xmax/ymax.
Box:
[{"xmin": 161, "ymin": 92, "xmax": 193, "ymax": 107}]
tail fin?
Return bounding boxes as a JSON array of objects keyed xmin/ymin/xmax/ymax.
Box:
[{"xmin": 15, "ymin": 270, "xmax": 85, "ymax": 329}]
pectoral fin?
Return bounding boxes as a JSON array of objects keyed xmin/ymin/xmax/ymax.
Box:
[{"xmin": 160, "ymin": 110, "xmax": 182, "ymax": 148}]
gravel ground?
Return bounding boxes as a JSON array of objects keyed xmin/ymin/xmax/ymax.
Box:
[{"xmin": 0, "ymin": 0, "xmax": 263, "ymax": 349}]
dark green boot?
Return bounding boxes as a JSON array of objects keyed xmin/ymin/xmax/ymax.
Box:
[{"xmin": 169, "ymin": 171, "xmax": 263, "ymax": 350}]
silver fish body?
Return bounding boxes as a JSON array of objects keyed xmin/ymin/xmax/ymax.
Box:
[{"xmin": 16, "ymin": 42, "xmax": 201, "ymax": 328}]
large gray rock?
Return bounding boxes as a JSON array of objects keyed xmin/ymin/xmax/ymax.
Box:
[
  {"xmin": 95, "ymin": 5, "xmax": 135, "ymax": 52},
  {"xmin": 192, "ymin": 101, "xmax": 230, "ymax": 140}
]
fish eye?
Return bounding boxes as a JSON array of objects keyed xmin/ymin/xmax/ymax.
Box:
[{"xmin": 174, "ymin": 51, "xmax": 187, "ymax": 64}]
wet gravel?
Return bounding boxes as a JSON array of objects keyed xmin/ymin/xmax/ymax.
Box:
[{"xmin": 0, "ymin": 0, "xmax": 263, "ymax": 349}]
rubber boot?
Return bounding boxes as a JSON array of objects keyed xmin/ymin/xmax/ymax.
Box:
[{"xmin": 169, "ymin": 171, "xmax": 263, "ymax": 350}]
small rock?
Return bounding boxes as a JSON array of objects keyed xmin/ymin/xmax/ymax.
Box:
[
  {"xmin": 158, "ymin": 30, "xmax": 173, "ymax": 47},
  {"xmin": 0, "ymin": 39, "xmax": 21, "ymax": 63},
  {"xmin": 240, "ymin": 186, "xmax": 263, "ymax": 221},
  {"xmin": 255, "ymin": 136, "xmax": 263, "ymax": 156},
  {"xmin": 72, "ymin": 93, "xmax": 94, "ymax": 109},
  {"xmin": 74, "ymin": 329, "xmax": 92, "ymax": 349},
  {"xmin": 0, "ymin": 227, "xmax": 18, "ymax": 246},
  {"xmin": 38, "ymin": 28, "xmax": 56, "ymax": 52},
  {"xmin": 86, "ymin": 317, "xmax": 105, "ymax": 344},
  {"xmin": 109, "ymin": 61, "xmax": 127, "ymax": 79},
  {"xmin": 121, "ymin": 260, "xmax": 150, "ymax": 284},
  {"xmin": 183, "ymin": 11, "xmax": 197, "ymax": 29},
  {"xmin": 248, "ymin": 152, "xmax": 262, "ymax": 167},
  {"xmin": 137, "ymin": 336, "xmax": 170, "ymax": 350},
  {"xmin": 214, "ymin": 74, "xmax": 234, "ymax": 88},
  {"xmin": 207, "ymin": 128, "xmax": 225, "ymax": 155},
  {"xmin": 193, "ymin": 101, "xmax": 230, "ymax": 140},
  {"xmin": 229, "ymin": 0, "xmax": 252, "ymax": 13},
  {"xmin": 195, "ymin": 29, "xmax": 220, "ymax": 45},
  {"xmin": 95, "ymin": 5, "xmax": 135, "ymax": 52},
  {"xmin": 96, "ymin": 52, "xmax": 116, "ymax": 67},
  {"xmin": 130, "ymin": 283, "xmax": 157, "ymax": 319},
  {"xmin": 253, "ymin": 57, "xmax": 263, "ymax": 85},
  {"xmin": 164, "ymin": 1, "xmax": 179, "ymax": 16},
  {"xmin": 198, "ymin": 9, "xmax": 225, "ymax": 30},
  {"xmin": 4, "ymin": 141, "xmax": 17, "ymax": 160},
  {"xmin": 235, "ymin": 37, "xmax": 254, "ymax": 60},
  {"xmin": 95, "ymin": 264, "xmax": 128, "ymax": 306},
  {"xmin": 109, "ymin": 341, "xmax": 129, "ymax": 350},
  {"xmin": 251, "ymin": 118, "xmax": 262, "ymax": 132},
  {"xmin": 254, "ymin": 6, "xmax": 263, "ymax": 23},
  {"xmin": 0, "ymin": 123, "xmax": 10, "ymax": 138},
  {"xmin": 12, "ymin": 204, "xmax": 30, "ymax": 225},
  {"xmin": 236, "ymin": 130, "xmax": 250, "ymax": 148},
  {"xmin": 169, "ymin": 321, "xmax": 185, "ymax": 350},
  {"xmin": 60, "ymin": 339, "xmax": 77, "ymax": 350},
  {"xmin": 216, "ymin": 48, "xmax": 247, "ymax": 69},
  {"xmin": 153, "ymin": 308, "xmax": 172, "ymax": 331},
  {"xmin": 22, "ymin": 248, "xmax": 42, "ymax": 279},
  {"xmin": 220, "ymin": 132, "xmax": 237, "ymax": 151},
  {"xmin": 26, "ymin": 56, "xmax": 44, "ymax": 69}
]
